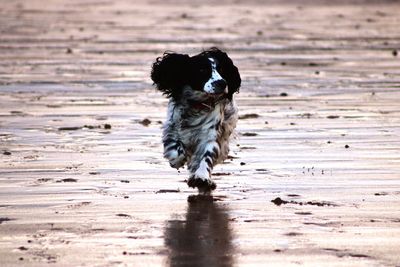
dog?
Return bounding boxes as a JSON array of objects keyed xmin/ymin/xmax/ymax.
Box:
[{"xmin": 151, "ymin": 48, "xmax": 241, "ymax": 192}]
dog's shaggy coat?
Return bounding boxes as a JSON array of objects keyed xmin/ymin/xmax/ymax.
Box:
[{"xmin": 151, "ymin": 48, "xmax": 241, "ymax": 192}]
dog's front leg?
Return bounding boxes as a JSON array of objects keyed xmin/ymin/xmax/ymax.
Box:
[
  {"xmin": 187, "ymin": 139, "xmax": 220, "ymax": 192},
  {"xmin": 163, "ymin": 101, "xmax": 186, "ymax": 169},
  {"xmin": 163, "ymin": 135, "xmax": 186, "ymax": 169}
]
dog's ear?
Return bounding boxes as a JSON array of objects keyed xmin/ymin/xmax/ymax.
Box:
[
  {"xmin": 201, "ymin": 48, "xmax": 241, "ymax": 100},
  {"xmin": 151, "ymin": 52, "xmax": 190, "ymax": 99}
]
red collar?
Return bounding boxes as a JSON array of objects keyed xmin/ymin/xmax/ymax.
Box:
[
  {"xmin": 191, "ymin": 100, "xmax": 214, "ymax": 110},
  {"xmin": 189, "ymin": 96, "xmax": 225, "ymax": 111}
]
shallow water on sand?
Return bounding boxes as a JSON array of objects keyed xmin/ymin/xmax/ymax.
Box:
[{"xmin": 1, "ymin": 0, "xmax": 400, "ymax": 266}]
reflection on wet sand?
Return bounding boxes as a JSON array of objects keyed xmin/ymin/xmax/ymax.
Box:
[{"xmin": 164, "ymin": 195, "xmax": 234, "ymax": 267}]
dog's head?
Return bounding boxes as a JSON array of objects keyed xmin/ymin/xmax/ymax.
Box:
[{"xmin": 151, "ymin": 48, "xmax": 241, "ymax": 101}]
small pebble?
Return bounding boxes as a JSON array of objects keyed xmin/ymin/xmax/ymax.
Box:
[{"xmin": 140, "ymin": 119, "xmax": 151, "ymax": 126}]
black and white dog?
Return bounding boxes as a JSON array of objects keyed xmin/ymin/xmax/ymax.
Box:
[{"xmin": 151, "ymin": 48, "xmax": 241, "ymax": 192}]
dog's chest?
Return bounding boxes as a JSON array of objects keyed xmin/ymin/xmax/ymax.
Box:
[{"xmin": 178, "ymin": 104, "xmax": 223, "ymax": 141}]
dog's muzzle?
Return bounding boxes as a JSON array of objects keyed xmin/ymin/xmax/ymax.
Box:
[{"xmin": 211, "ymin": 79, "xmax": 227, "ymax": 94}]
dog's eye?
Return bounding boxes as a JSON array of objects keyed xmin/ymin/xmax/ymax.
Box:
[{"xmin": 199, "ymin": 68, "xmax": 207, "ymax": 73}]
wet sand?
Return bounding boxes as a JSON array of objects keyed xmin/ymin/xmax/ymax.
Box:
[{"xmin": 1, "ymin": 0, "xmax": 400, "ymax": 266}]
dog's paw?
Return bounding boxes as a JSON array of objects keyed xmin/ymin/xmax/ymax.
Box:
[
  {"xmin": 165, "ymin": 146, "xmax": 186, "ymax": 169},
  {"xmin": 169, "ymin": 154, "xmax": 186, "ymax": 169},
  {"xmin": 187, "ymin": 175, "xmax": 216, "ymax": 192}
]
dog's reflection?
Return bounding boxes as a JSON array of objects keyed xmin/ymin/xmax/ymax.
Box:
[{"xmin": 164, "ymin": 195, "xmax": 234, "ymax": 267}]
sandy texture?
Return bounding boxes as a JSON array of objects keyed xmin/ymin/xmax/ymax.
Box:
[{"xmin": 1, "ymin": 0, "xmax": 400, "ymax": 266}]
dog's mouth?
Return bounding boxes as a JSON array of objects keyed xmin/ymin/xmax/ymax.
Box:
[
  {"xmin": 205, "ymin": 89, "xmax": 227, "ymax": 97},
  {"xmin": 204, "ymin": 92, "xmax": 227, "ymax": 104},
  {"xmin": 206, "ymin": 92, "xmax": 224, "ymax": 97},
  {"xmin": 189, "ymin": 93, "xmax": 227, "ymax": 110}
]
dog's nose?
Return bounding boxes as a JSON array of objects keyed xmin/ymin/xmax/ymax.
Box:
[{"xmin": 212, "ymin": 79, "xmax": 227, "ymax": 94}]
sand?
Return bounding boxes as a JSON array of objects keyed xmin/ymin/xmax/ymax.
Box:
[{"xmin": 1, "ymin": 0, "xmax": 400, "ymax": 266}]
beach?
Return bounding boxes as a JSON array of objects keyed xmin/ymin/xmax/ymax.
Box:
[{"xmin": 1, "ymin": 0, "xmax": 400, "ymax": 266}]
